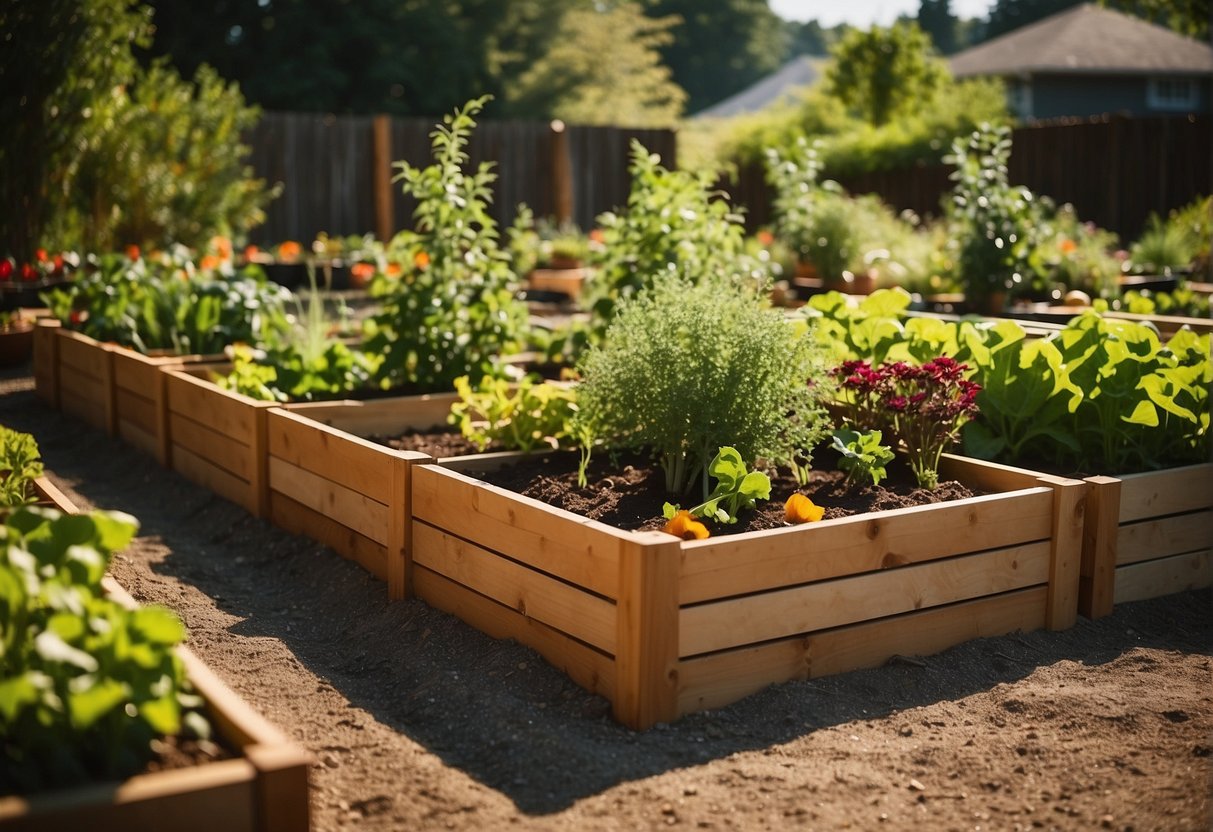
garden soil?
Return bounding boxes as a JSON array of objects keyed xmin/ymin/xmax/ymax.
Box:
[{"xmin": 3, "ymin": 369, "xmax": 1210, "ymax": 831}]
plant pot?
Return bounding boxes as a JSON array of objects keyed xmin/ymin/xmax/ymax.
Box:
[
  {"xmin": 1079, "ymin": 463, "xmax": 1213, "ymax": 619},
  {"xmin": 527, "ymin": 268, "xmax": 586, "ymax": 301},
  {"xmin": 408, "ymin": 453, "xmax": 1085, "ymax": 729},
  {"xmin": 0, "ymin": 319, "xmax": 34, "ymax": 367}
]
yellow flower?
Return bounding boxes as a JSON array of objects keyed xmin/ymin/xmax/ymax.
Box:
[
  {"xmin": 663, "ymin": 510, "xmax": 710, "ymax": 540},
  {"xmin": 784, "ymin": 493, "xmax": 824, "ymax": 524}
]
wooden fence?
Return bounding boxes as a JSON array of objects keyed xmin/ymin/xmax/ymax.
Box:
[
  {"xmin": 723, "ymin": 115, "xmax": 1211, "ymax": 242},
  {"xmin": 245, "ymin": 112, "xmax": 676, "ymax": 245}
]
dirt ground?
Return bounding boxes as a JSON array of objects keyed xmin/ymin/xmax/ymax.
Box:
[{"xmin": 2, "ymin": 368, "xmax": 1210, "ymax": 831}]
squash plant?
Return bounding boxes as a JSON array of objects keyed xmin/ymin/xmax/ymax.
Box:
[{"xmin": 0, "ymin": 508, "xmax": 209, "ymax": 794}]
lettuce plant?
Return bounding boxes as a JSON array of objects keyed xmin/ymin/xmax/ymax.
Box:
[
  {"xmin": 0, "ymin": 508, "xmax": 209, "ymax": 793},
  {"xmin": 0, "ymin": 427, "xmax": 43, "ymax": 508},
  {"xmin": 831, "ymin": 428, "xmax": 895, "ymax": 488},
  {"xmin": 449, "ymin": 375, "xmax": 578, "ymax": 453}
]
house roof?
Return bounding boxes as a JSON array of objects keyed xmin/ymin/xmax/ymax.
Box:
[
  {"xmin": 950, "ymin": 3, "xmax": 1213, "ymax": 77},
  {"xmin": 693, "ymin": 56, "xmax": 820, "ymax": 119}
]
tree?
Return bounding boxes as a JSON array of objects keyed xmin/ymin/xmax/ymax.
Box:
[
  {"xmin": 506, "ymin": 3, "xmax": 686, "ymax": 127},
  {"xmin": 784, "ymin": 19, "xmax": 837, "ymax": 56},
  {"xmin": 985, "ymin": 0, "xmax": 1083, "ymax": 39},
  {"xmin": 823, "ymin": 22, "xmax": 948, "ymax": 127},
  {"xmin": 917, "ymin": 0, "xmax": 958, "ymax": 54},
  {"xmin": 1101, "ymin": 0, "xmax": 1210, "ymax": 40},
  {"xmin": 643, "ymin": 0, "xmax": 787, "ymax": 114},
  {"xmin": 0, "ymin": 0, "xmax": 151, "ymax": 260}
]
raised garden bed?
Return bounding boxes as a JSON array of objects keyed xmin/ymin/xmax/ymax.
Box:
[
  {"xmin": 163, "ymin": 365, "xmax": 277, "ymax": 518},
  {"xmin": 408, "ymin": 453, "xmax": 1087, "ymax": 729},
  {"xmin": 34, "ymin": 325, "xmax": 218, "ymax": 464},
  {"xmin": 4, "ymin": 479, "xmax": 312, "ymax": 831},
  {"xmin": 0, "ymin": 579, "xmax": 312, "ymax": 832},
  {"xmin": 263, "ymin": 398, "xmax": 454, "ymax": 595},
  {"xmin": 31, "ymin": 319, "xmax": 60, "ymax": 408},
  {"xmin": 1079, "ymin": 463, "xmax": 1213, "ymax": 618}
]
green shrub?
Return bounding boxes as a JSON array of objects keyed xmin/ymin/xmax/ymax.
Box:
[
  {"xmin": 0, "ymin": 508, "xmax": 210, "ymax": 794},
  {"xmin": 47, "ymin": 60, "xmax": 276, "ymax": 254},
  {"xmin": 585, "ymin": 141, "xmax": 766, "ymax": 341},
  {"xmin": 944, "ymin": 124, "xmax": 1041, "ymax": 307},
  {"xmin": 366, "ymin": 97, "xmax": 528, "ymax": 393},
  {"xmin": 1127, "ymin": 210, "xmax": 1200, "ymax": 276},
  {"xmin": 575, "ymin": 273, "xmax": 832, "ymax": 498}
]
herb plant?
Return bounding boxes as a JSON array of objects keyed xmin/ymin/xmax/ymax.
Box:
[
  {"xmin": 662, "ymin": 446, "xmax": 772, "ymax": 525},
  {"xmin": 0, "ymin": 508, "xmax": 209, "ymax": 794},
  {"xmin": 0, "ymin": 427, "xmax": 44, "ymax": 508},
  {"xmin": 449, "ymin": 375, "xmax": 578, "ymax": 453},
  {"xmin": 831, "ymin": 428, "xmax": 895, "ymax": 488},
  {"xmin": 575, "ymin": 273, "xmax": 833, "ymax": 498},
  {"xmin": 366, "ymin": 97, "xmax": 528, "ymax": 393}
]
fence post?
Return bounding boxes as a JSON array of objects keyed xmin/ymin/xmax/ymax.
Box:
[
  {"xmin": 550, "ymin": 119, "xmax": 573, "ymax": 225},
  {"xmin": 373, "ymin": 114, "xmax": 394, "ymax": 242}
]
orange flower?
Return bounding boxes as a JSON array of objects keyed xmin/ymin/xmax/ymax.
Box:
[
  {"xmin": 413, "ymin": 250, "xmax": 430, "ymax": 269},
  {"xmin": 211, "ymin": 235, "xmax": 233, "ymax": 260},
  {"xmin": 663, "ymin": 510, "xmax": 710, "ymax": 540},
  {"xmin": 756, "ymin": 230, "xmax": 775, "ymax": 247},
  {"xmin": 277, "ymin": 240, "xmax": 302, "ymax": 262},
  {"xmin": 199, "ymin": 254, "xmax": 221, "ymax": 271},
  {"xmin": 386, "ymin": 262, "xmax": 403, "ymax": 277},
  {"xmin": 243, "ymin": 244, "xmax": 260, "ymax": 262},
  {"xmin": 350, "ymin": 262, "xmax": 375, "ymax": 287},
  {"xmin": 125, "ymin": 244, "xmax": 141, "ymax": 261},
  {"xmin": 35, "ymin": 248, "xmax": 48, "ymax": 263},
  {"xmin": 588, "ymin": 228, "xmax": 605, "ymax": 244},
  {"xmin": 1059, "ymin": 238, "xmax": 1077, "ymax": 254},
  {"xmin": 784, "ymin": 493, "xmax": 824, "ymax": 524}
]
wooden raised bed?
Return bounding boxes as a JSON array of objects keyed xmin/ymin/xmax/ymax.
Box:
[
  {"xmin": 110, "ymin": 347, "xmax": 219, "ymax": 466},
  {"xmin": 264, "ymin": 398, "xmax": 454, "ymax": 594},
  {"xmin": 54, "ymin": 328, "xmax": 115, "ymax": 435},
  {"xmin": 408, "ymin": 454, "xmax": 1086, "ymax": 729},
  {"xmin": 162, "ymin": 365, "xmax": 277, "ymax": 518},
  {"xmin": 4, "ymin": 482, "xmax": 312, "ymax": 831},
  {"xmin": 31, "ymin": 319, "xmax": 61, "ymax": 408},
  {"xmin": 1079, "ymin": 463, "xmax": 1213, "ymax": 618},
  {"xmin": 0, "ymin": 584, "xmax": 311, "ymax": 832}
]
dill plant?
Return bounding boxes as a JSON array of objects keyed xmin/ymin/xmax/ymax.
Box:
[{"xmin": 575, "ymin": 273, "xmax": 832, "ymax": 498}]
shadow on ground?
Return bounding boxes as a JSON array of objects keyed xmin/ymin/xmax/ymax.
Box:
[{"xmin": 3, "ymin": 375, "xmax": 1210, "ymax": 815}]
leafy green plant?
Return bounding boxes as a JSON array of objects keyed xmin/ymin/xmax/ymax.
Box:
[
  {"xmin": 963, "ymin": 314, "xmax": 1211, "ymax": 472},
  {"xmin": 0, "ymin": 507, "xmax": 210, "ymax": 794},
  {"xmin": 1037, "ymin": 203, "xmax": 1121, "ymax": 299},
  {"xmin": 449, "ymin": 375, "xmax": 578, "ymax": 453},
  {"xmin": 764, "ymin": 136, "xmax": 829, "ymax": 265},
  {"xmin": 43, "ymin": 246, "xmax": 293, "ymax": 355},
  {"xmin": 585, "ymin": 141, "xmax": 766, "ymax": 344},
  {"xmin": 662, "ymin": 447, "xmax": 771, "ymax": 525},
  {"xmin": 1105, "ymin": 287, "xmax": 1211, "ymax": 319},
  {"xmin": 365, "ymin": 97, "xmax": 528, "ymax": 393},
  {"xmin": 831, "ymin": 428, "xmax": 895, "ymax": 488},
  {"xmin": 217, "ymin": 340, "xmax": 376, "ymax": 404},
  {"xmin": 944, "ymin": 124, "xmax": 1042, "ymax": 308},
  {"xmin": 0, "ymin": 427, "xmax": 44, "ymax": 508},
  {"xmin": 575, "ymin": 273, "xmax": 833, "ymax": 498},
  {"xmin": 1126, "ymin": 211, "xmax": 1198, "ymax": 276}
]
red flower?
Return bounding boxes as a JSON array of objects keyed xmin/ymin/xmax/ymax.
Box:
[
  {"xmin": 20, "ymin": 263, "xmax": 36, "ymax": 281},
  {"xmin": 126, "ymin": 244, "xmax": 141, "ymax": 261},
  {"xmin": 35, "ymin": 248, "xmax": 48, "ymax": 263},
  {"xmin": 0, "ymin": 260, "xmax": 11, "ymax": 280}
]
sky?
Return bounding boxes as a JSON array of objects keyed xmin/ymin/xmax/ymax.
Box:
[{"xmin": 770, "ymin": 0, "xmax": 995, "ymax": 29}]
